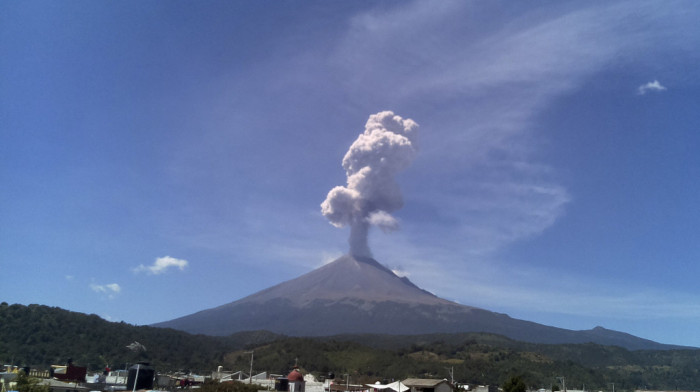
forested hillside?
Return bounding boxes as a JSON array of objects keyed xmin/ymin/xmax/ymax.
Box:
[
  {"xmin": 2, "ymin": 303, "xmax": 700, "ymax": 391},
  {"xmin": 0, "ymin": 302, "xmax": 277, "ymax": 372}
]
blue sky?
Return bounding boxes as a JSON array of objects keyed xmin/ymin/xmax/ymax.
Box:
[{"xmin": 2, "ymin": 0, "xmax": 700, "ymax": 347}]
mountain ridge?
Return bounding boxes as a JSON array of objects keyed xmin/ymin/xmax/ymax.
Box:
[{"xmin": 153, "ymin": 255, "xmax": 688, "ymax": 351}]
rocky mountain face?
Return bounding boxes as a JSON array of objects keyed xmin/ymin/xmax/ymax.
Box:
[{"xmin": 153, "ymin": 255, "xmax": 682, "ymax": 350}]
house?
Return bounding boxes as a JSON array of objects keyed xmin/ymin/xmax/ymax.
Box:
[{"xmin": 401, "ymin": 378, "xmax": 452, "ymax": 392}]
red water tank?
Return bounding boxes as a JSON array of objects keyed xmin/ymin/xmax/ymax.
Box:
[{"xmin": 287, "ymin": 369, "xmax": 303, "ymax": 382}]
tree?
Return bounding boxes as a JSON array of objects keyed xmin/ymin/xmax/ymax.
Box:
[
  {"xmin": 503, "ymin": 376, "xmax": 527, "ymax": 392},
  {"xmin": 15, "ymin": 371, "xmax": 49, "ymax": 392}
]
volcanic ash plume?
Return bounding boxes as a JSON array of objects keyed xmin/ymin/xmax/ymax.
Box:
[{"xmin": 321, "ymin": 111, "xmax": 419, "ymax": 257}]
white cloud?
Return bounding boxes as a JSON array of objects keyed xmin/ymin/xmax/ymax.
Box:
[
  {"xmin": 637, "ymin": 80, "xmax": 667, "ymax": 95},
  {"xmin": 90, "ymin": 283, "xmax": 121, "ymax": 299},
  {"xmin": 90, "ymin": 283, "xmax": 121, "ymax": 293},
  {"xmin": 134, "ymin": 256, "xmax": 189, "ymax": 275}
]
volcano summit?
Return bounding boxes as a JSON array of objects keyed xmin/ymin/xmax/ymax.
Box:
[{"xmin": 153, "ymin": 255, "xmax": 679, "ymax": 350}]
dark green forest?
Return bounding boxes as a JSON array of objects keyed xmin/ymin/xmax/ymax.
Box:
[{"xmin": 2, "ymin": 303, "xmax": 699, "ymax": 391}]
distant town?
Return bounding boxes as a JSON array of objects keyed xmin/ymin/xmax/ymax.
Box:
[{"xmin": 2, "ymin": 361, "xmax": 697, "ymax": 392}]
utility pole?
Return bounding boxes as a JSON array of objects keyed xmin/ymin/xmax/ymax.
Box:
[
  {"xmin": 245, "ymin": 351, "xmax": 254, "ymax": 384},
  {"xmin": 131, "ymin": 364, "xmax": 140, "ymax": 392}
]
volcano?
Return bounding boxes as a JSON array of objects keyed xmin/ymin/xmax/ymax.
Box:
[{"xmin": 154, "ymin": 255, "xmax": 681, "ymax": 350}]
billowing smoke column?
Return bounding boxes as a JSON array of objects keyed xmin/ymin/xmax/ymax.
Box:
[{"xmin": 321, "ymin": 111, "xmax": 419, "ymax": 257}]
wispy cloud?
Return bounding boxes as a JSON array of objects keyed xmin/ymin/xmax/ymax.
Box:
[
  {"xmin": 467, "ymin": 275, "xmax": 700, "ymax": 321},
  {"xmin": 330, "ymin": 2, "xmax": 623, "ymax": 259},
  {"xmin": 316, "ymin": 1, "xmax": 700, "ymax": 333},
  {"xmin": 328, "ymin": 1, "xmax": 695, "ymax": 265},
  {"xmin": 380, "ymin": 244, "xmax": 700, "ymax": 323},
  {"xmin": 134, "ymin": 256, "xmax": 188, "ymax": 275},
  {"xmin": 637, "ymin": 80, "xmax": 667, "ymax": 95},
  {"xmin": 413, "ymin": 169, "xmax": 571, "ymax": 257},
  {"xmin": 90, "ymin": 283, "xmax": 121, "ymax": 299}
]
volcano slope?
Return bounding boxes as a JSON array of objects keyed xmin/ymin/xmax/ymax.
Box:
[{"xmin": 154, "ymin": 255, "xmax": 681, "ymax": 350}]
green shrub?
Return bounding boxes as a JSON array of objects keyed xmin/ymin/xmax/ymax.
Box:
[
  {"xmin": 199, "ymin": 379, "xmax": 262, "ymax": 392},
  {"xmin": 15, "ymin": 372, "xmax": 49, "ymax": 392}
]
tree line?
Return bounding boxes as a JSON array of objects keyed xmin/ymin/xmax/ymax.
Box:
[{"xmin": 2, "ymin": 303, "xmax": 700, "ymax": 391}]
